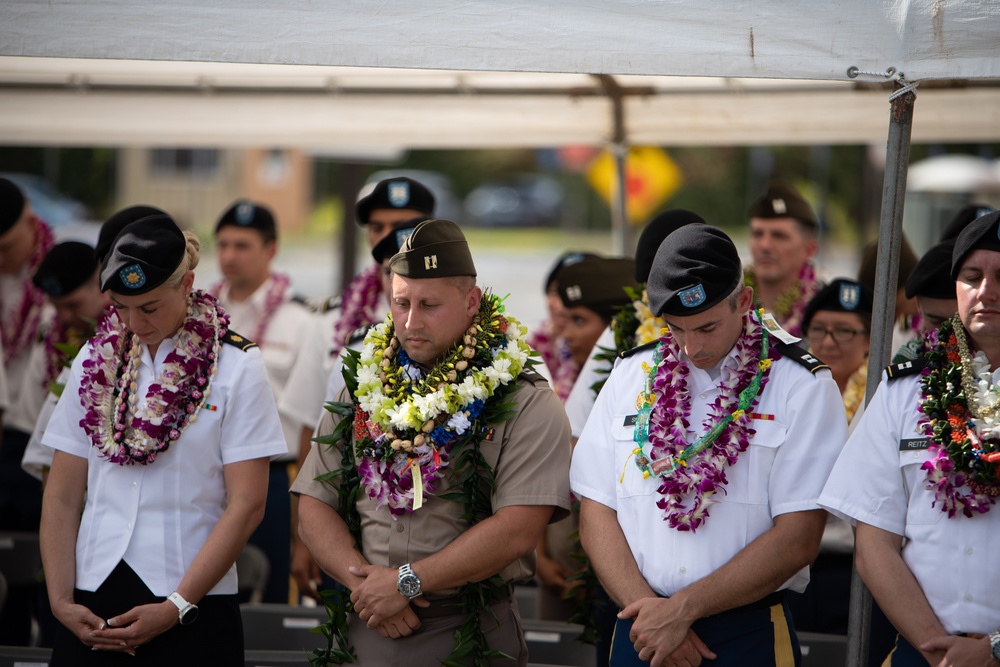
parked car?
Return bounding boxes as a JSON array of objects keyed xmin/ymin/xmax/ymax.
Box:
[{"xmin": 464, "ymin": 174, "xmax": 564, "ymax": 227}]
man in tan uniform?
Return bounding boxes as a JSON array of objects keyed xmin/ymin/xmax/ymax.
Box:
[{"xmin": 292, "ymin": 219, "xmax": 571, "ymax": 666}]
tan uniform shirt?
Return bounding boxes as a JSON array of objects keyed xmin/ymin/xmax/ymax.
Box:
[{"xmin": 292, "ymin": 370, "xmax": 573, "ymax": 595}]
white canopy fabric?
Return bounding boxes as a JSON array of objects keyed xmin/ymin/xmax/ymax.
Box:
[
  {"xmin": 0, "ymin": 58, "xmax": 998, "ymax": 149},
  {"xmin": 2, "ymin": 1, "xmax": 998, "ymax": 81},
  {"xmin": 0, "ymin": 2, "xmax": 998, "ymax": 149}
]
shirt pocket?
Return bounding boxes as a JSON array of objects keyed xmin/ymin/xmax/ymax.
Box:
[
  {"xmin": 740, "ymin": 419, "xmax": 787, "ymax": 505},
  {"xmin": 899, "ymin": 449, "xmax": 945, "ymax": 526},
  {"xmin": 614, "ymin": 416, "xmax": 659, "ymax": 499}
]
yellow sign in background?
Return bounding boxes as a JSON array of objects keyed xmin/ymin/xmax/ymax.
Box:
[{"xmin": 586, "ymin": 146, "xmax": 683, "ymax": 225}]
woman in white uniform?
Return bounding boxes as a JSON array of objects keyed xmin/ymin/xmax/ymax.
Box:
[{"xmin": 40, "ymin": 213, "xmax": 287, "ymax": 665}]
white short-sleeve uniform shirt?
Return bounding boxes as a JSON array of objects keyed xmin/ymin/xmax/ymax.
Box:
[
  {"xmin": 217, "ymin": 277, "xmax": 316, "ymax": 459},
  {"xmin": 279, "ymin": 307, "xmax": 341, "ymax": 432},
  {"xmin": 565, "ymin": 325, "xmax": 615, "ymax": 438},
  {"xmin": 571, "ymin": 342, "xmax": 847, "ymax": 598},
  {"xmin": 819, "ymin": 371, "xmax": 1000, "ymax": 635},
  {"xmin": 42, "ymin": 335, "xmax": 287, "ymax": 597}
]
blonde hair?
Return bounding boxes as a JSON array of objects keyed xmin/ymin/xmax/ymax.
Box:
[{"xmin": 164, "ymin": 230, "xmax": 201, "ymax": 288}]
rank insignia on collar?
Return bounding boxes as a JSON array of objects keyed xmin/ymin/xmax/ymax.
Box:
[
  {"xmin": 119, "ymin": 264, "xmax": 147, "ymax": 289},
  {"xmin": 678, "ymin": 284, "xmax": 706, "ymax": 308},
  {"xmin": 388, "ymin": 181, "xmax": 410, "ymax": 207}
]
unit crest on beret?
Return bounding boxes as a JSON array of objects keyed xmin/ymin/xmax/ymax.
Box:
[{"xmin": 222, "ymin": 329, "xmax": 258, "ymax": 352}]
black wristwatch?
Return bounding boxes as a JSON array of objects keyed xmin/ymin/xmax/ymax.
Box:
[
  {"xmin": 168, "ymin": 592, "xmax": 199, "ymax": 625},
  {"xmin": 397, "ymin": 563, "xmax": 422, "ymax": 599}
]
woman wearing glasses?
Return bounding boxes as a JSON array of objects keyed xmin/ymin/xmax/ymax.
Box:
[{"xmin": 802, "ymin": 278, "xmax": 874, "ymax": 422}]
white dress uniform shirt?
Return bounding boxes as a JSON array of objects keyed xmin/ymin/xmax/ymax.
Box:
[
  {"xmin": 819, "ymin": 371, "xmax": 1000, "ymax": 635},
  {"xmin": 571, "ymin": 342, "xmax": 846, "ymax": 598},
  {"xmin": 278, "ymin": 306, "xmax": 340, "ymax": 435},
  {"xmin": 564, "ymin": 325, "xmax": 615, "ymax": 437},
  {"xmin": 1, "ymin": 268, "xmax": 51, "ymax": 420},
  {"xmin": 7, "ymin": 317, "xmax": 53, "ymax": 433},
  {"xmin": 42, "ymin": 335, "xmax": 287, "ymax": 597},
  {"xmin": 216, "ymin": 277, "xmax": 316, "ymax": 460},
  {"xmin": 20, "ymin": 366, "xmax": 65, "ymax": 481}
]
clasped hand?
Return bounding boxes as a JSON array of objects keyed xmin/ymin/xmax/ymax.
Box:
[
  {"xmin": 54, "ymin": 598, "xmax": 178, "ymax": 654},
  {"xmin": 349, "ymin": 564, "xmax": 429, "ymax": 638},
  {"xmin": 619, "ymin": 597, "xmax": 716, "ymax": 667}
]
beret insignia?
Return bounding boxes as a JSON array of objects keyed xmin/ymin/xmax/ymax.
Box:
[
  {"xmin": 119, "ymin": 264, "xmax": 147, "ymax": 290},
  {"xmin": 678, "ymin": 284, "xmax": 707, "ymax": 309}
]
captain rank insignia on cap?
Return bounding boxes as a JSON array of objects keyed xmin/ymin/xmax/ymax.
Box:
[
  {"xmin": 388, "ymin": 181, "xmax": 411, "ymax": 208},
  {"xmin": 235, "ymin": 202, "xmax": 255, "ymax": 225},
  {"xmin": 771, "ymin": 198, "xmax": 787, "ymax": 215},
  {"xmin": 119, "ymin": 264, "xmax": 147, "ymax": 289},
  {"xmin": 678, "ymin": 284, "xmax": 707, "ymax": 308},
  {"xmin": 838, "ymin": 283, "xmax": 860, "ymax": 310},
  {"xmin": 424, "ymin": 254, "xmax": 438, "ymax": 270},
  {"xmin": 565, "ymin": 285, "xmax": 583, "ymax": 302}
]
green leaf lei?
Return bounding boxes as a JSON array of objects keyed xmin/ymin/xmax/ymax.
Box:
[{"xmin": 310, "ymin": 293, "xmax": 534, "ymax": 667}]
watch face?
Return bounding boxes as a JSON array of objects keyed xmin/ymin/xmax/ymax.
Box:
[
  {"xmin": 399, "ymin": 575, "xmax": 421, "ymax": 598},
  {"xmin": 180, "ymin": 605, "xmax": 199, "ymax": 625}
]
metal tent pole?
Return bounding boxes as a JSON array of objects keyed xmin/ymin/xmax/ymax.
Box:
[
  {"xmin": 594, "ymin": 74, "xmax": 632, "ymax": 255},
  {"xmin": 845, "ymin": 77, "xmax": 917, "ymax": 667}
]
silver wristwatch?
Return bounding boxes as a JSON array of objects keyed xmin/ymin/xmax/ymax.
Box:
[
  {"xmin": 167, "ymin": 591, "xmax": 199, "ymax": 625},
  {"xmin": 397, "ymin": 563, "xmax": 422, "ymax": 599},
  {"xmin": 990, "ymin": 629, "xmax": 1000, "ymax": 662}
]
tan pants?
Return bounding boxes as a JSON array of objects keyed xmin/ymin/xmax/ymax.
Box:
[{"xmin": 349, "ymin": 595, "xmax": 527, "ymax": 666}]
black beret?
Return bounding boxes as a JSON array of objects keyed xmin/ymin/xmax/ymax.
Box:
[
  {"xmin": 100, "ymin": 215, "xmax": 186, "ymax": 295},
  {"xmin": 952, "ymin": 210, "xmax": 1000, "ymax": 279},
  {"xmin": 556, "ymin": 257, "xmax": 638, "ymax": 315},
  {"xmin": 634, "ymin": 209, "xmax": 706, "ymax": 282},
  {"xmin": 747, "ymin": 181, "xmax": 818, "ymax": 229},
  {"xmin": 543, "ymin": 251, "xmax": 599, "ymax": 291},
  {"xmin": 940, "ymin": 203, "xmax": 996, "ymax": 242},
  {"xmin": 857, "ymin": 235, "xmax": 918, "ymax": 293},
  {"xmin": 32, "ymin": 242, "xmax": 98, "ymax": 297},
  {"xmin": 905, "ymin": 241, "xmax": 956, "ymax": 300},
  {"xmin": 389, "ymin": 219, "xmax": 476, "ymax": 279},
  {"xmin": 356, "ymin": 177, "xmax": 435, "ymax": 225},
  {"xmin": 215, "ymin": 200, "xmax": 277, "ymax": 239},
  {"xmin": 96, "ymin": 205, "xmax": 167, "ymax": 262},
  {"xmin": 647, "ymin": 225, "xmax": 743, "ymax": 317},
  {"xmin": 802, "ymin": 278, "xmax": 873, "ymax": 334},
  {"xmin": 0, "ymin": 178, "xmax": 27, "ymax": 235},
  {"xmin": 370, "ymin": 216, "xmax": 433, "ymax": 264}
]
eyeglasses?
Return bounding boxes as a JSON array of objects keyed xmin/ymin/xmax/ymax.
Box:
[{"xmin": 805, "ymin": 326, "xmax": 867, "ymax": 344}]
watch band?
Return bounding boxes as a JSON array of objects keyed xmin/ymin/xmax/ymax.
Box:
[
  {"xmin": 397, "ymin": 563, "xmax": 422, "ymax": 599},
  {"xmin": 167, "ymin": 592, "xmax": 198, "ymax": 625},
  {"xmin": 989, "ymin": 629, "xmax": 1000, "ymax": 661}
]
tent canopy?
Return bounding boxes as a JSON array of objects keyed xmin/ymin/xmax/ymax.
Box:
[
  {"xmin": 0, "ymin": 1, "xmax": 998, "ymax": 149},
  {"xmin": 2, "ymin": 1, "xmax": 998, "ymax": 81}
]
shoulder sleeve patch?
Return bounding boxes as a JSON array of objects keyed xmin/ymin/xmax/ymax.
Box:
[
  {"xmin": 620, "ymin": 340, "xmax": 657, "ymax": 360},
  {"xmin": 885, "ymin": 357, "xmax": 927, "ymax": 381},
  {"xmin": 222, "ymin": 329, "xmax": 258, "ymax": 352},
  {"xmin": 775, "ymin": 342, "xmax": 830, "ymax": 374}
]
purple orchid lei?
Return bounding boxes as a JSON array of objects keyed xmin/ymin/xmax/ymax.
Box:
[
  {"xmin": 2, "ymin": 217, "xmax": 54, "ymax": 363},
  {"xmin": 646, "ymin": 311, "xmax": 777, "ymax": 531},
  {"xmin": 330, "ymin": 263, "xmax": 383, "ymax": 358},
  {"xmin": 916, "ymin": 317, "xmax": 999, "ymax": 518},
  {"xmin": 78, "ymin": 290, "xmax": 229, "ymax": 465},
  {"xmin": 209, "ymin": 272, "xmax": 290, "ymax": 346},
  {"xmin": 527, "ymin": 321, "xmax": 578, "ymax": 401}
]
